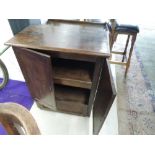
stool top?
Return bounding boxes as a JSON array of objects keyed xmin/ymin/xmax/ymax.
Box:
[{"xmin": 115, "ymin": 24, "xmax": 139, "ymax": 33}]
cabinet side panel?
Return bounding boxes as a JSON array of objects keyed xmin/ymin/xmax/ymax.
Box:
[
  {"xmin": 93, "ymin": 59, "xmax": 116, "ymax": 135},
  {"xmin": 13, "ymin": 46, "xmax": 56, "ymax": 110}
]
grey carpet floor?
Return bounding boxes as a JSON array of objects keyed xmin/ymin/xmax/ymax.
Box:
[{"xmin": 136, "ymin": 25, "xmax": 155, "ymax": 109}]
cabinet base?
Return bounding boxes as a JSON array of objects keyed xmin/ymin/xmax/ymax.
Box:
[{"xmin": 36, "ymin": 102, "xmax": 89, "ymax": 117}]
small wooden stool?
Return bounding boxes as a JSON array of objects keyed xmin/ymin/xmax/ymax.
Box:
[
  {"xmin": 108, "ymin": 20, "xmax": 139, "ymax": 76},
  {"xmin": 0, "ymin": 102, "xmax": 40, "ymax": 135}
]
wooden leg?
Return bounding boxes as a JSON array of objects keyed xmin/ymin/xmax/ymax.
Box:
[
  {"xmin": 122, "ymin": 35, "xmax": 130, "ymax": 62},
  {"xmin": 109, "ymin": 33, "xmax": 113, "ymax": 51},
  {"xmin": 125, "ymin": 60, "xmax": 130, "ymax": 77},
  {"xmin": 110, "ymin": 32, "xmax": 117, "ymax": 51},
  {"xmin": 114, "ymin": 33, "xmax": 118, "ymax": 42},
  {"xmin": 125, "ymin": 34, "xmax": 137, "ymax": 77}
]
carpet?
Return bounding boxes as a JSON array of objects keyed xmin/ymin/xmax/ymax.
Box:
[
  {"xmin": 136, "ymin": 26, "xmax": 155, "ymax": 107},
  {"xmin": 116, "ymin": 45, "xmax": 155, "ymax": 134},
  {"xmin": 0, "ymin": 79, "xmax": 33, "ymax": 135}
]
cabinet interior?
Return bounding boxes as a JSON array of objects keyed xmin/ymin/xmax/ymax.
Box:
[
  {"xmin": 52, "ymin": 58, "xmax": 95, "ymax": 89},
  {"xmin": 54, "ymin": 84, "xmax": 90, "ymax": 115},
  {"xmin": 51, "ymin": 57, "xmax": 95, "ymax": 115}
]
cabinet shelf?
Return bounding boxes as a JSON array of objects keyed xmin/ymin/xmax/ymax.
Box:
[
  {"xmin": 52, "ymin": 58, "xmax": 94, "ymax": 89},
  {"xmin": 55, "ymin": 84, "xmax": 90, "ymax": 115}
]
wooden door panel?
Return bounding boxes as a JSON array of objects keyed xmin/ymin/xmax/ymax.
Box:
[
  {"xmin": 13, "ymin": 46, "xmax": 56, "ymax": 110},
  {"xmin": 93, "ymin": 59, "xmax": 116, "ymax": 135}
]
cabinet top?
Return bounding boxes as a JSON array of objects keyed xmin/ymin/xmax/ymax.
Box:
[{"xmin": 5, "ymin": 20, "xmax": 110, "ymax": 57}]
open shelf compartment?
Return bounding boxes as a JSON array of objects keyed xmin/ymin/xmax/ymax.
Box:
[
  {"xmin": 52, "ymin": 58, "xmax": 94, "ymax": 89},
  {"xmin": 54, "ymin": 84, "xmax": 90, "ymax": 116}
]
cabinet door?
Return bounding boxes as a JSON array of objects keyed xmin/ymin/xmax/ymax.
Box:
[
  {"xmin": 93, "ymin": 59, "xmax": 116, "ymax": 135},
  {"xmin": 13, "ymin": 47, "xmax": 56, "ymax": 110}
]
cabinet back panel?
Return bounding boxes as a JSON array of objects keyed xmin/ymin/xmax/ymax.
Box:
[{"xmin": 52, "ymin": 58, "xmax": 95, "ymax": 89}]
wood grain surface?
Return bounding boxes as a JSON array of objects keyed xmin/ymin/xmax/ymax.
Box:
[
  {"xmin": 5, "ymin": 20, "xmax": 110, "ymax": 57},
  {"xmin": 13, "ymin": 47, "xmax": 57, "ymax": 111},
  {"xmin": 0, "ymin": 102, "xmax": 40, "ymax": 135},
  {"xmin": 93, "ymin": 59, "xmax": 116, "ymax": 134}
]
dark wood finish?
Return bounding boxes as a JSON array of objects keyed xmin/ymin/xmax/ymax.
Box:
[
  {"xmin": 55, "ymin": 85, "xmax": 89, "ymax": 116},
  {"xmin": 0, "ymin": 102, "xmax": 40, "ymax": 135},
  {"xmin": 6, "ymin": 20, "xmax": 116, "ymax": 134},
  {"xmin": 52, "ymin": 58, "xmax": 94, "ymax": 89},
  {"xmin": 13, "ymin": 47, "xmax": 56, "ymax": 110},
  {"xmin": 93, "ymin": 59, "xmax": 116, "ymax": 135},
  {"xmin": 51, "ymin": 52, "xmax": 97, "ymax": 62},
  {"xmin": 5, "ymin": 20, "xmax": 110, "ymax": 57},
  {"xmin": 34, "ymin": 48, "xmax": 98, "ymax": 62}
]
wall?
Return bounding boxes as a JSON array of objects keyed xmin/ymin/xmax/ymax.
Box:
[{"xmin": 8, "ymin": 19, "xmax": 41, "ymax": 35}]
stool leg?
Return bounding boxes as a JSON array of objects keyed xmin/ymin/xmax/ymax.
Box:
[
  {"xmin": 110, "ymin": 32, "xmax": 117, "ymax": 51},
  {"xmin": 125, "ymin": 34, "xmax": 137, "ymax": 77},
  {"xmin": 113, "ymin": 33, "xmax": 118, "ymax": 42},
  {"xmin": 122, "ymin": 35, "xmax": 130, "ymax": 62}
]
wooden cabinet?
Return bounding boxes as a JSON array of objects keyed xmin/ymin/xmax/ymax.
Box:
[{"xmin": 6, "ymin": 20, "xmax": 116, "ymax": 134}]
